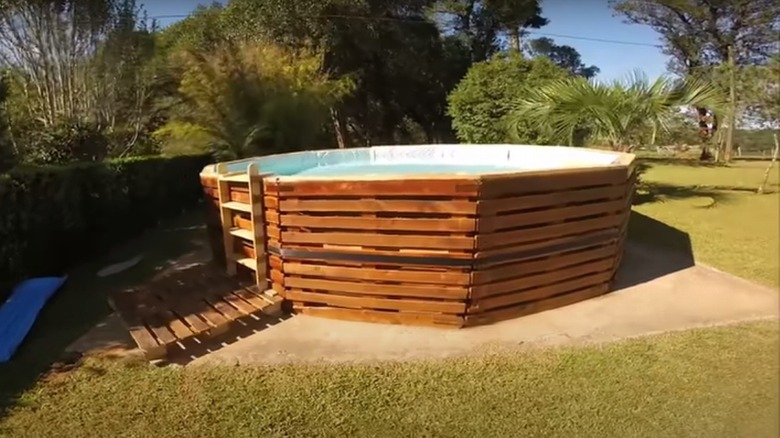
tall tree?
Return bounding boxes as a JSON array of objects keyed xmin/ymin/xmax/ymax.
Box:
[
  {"xmin": 0, "ymin": 0, "xmax": 160, "ymax": 159},
  {"xmin": 611, "ymin": 0, "xmax": 780, "ymax": 74},
  {"xmin": 222, "ymin": 0, "xmax": 457, "ymax": 147},
  {"xmin": 434, "ymin": 0, "xmax": 501, "ymax": 62},
  {"xmin": 484, "ymin": 0, "xmax": 547, "ymax": 53},
  {"xmin": 434, "ymin": 0, "xmax": 547, "ymax": 60},
  {"xmin": 526, "ymin": 37, "xmax": 600, "ymax": 78}
]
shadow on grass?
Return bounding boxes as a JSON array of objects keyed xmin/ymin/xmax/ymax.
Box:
[
  {"xmin": 638, "ymin": 157, "xmax": 726, "ymax": 168},
  {"xmin": 0, "ymin": 209, "xmax": 209, "ymax": 421},
  {"xmin": 613, "ymin": 211, "xmax": 696, "ymax": 290},
  {"xmin": 633, "ymin": 181, "xmax": 739, "ymax": 206}
]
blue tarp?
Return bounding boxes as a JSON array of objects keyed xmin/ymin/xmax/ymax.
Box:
[{"xmin": 0, "ymin": 276, "xmax": 67, "ymax": 362}]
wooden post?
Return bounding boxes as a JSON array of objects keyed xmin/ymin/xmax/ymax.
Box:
[
  {"xmin": 757, "ymin": 133, "xmax": 779, "ymax": 194},
  {"xmin": 216, "ymin": 163, "xmax": 237, "ymax": 276},
  {"xmin": 246, "ymin": 163, "xmax": 268, "ymax": 290},
  {"xmin": 724, "ymin": 44, "xmax": 736, "ymax": 163}
]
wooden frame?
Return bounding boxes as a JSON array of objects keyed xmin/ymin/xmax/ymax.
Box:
[{"xmin": 200, "ymin": 147, "xmax": 636, "ymax": 328}]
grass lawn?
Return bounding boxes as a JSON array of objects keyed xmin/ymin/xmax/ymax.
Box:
[
  {"xmin": 1, "ymin": 322, "xmax": 777, "ymax": 438},
  {"xmin": 0, "ymin": 159, "xmax": 778, "ymax": 437},
  {"xmin": 631, "ymin": 159, "xmax": 780, "ymax": 287}
]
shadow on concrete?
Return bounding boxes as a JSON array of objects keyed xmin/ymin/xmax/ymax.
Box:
[
  {"xmin": 164, "ymin": 313, "xmax": 294, "ymax": 366},
  {"xmin": 613, "ymin": 211, "xmax": 696, "ymax": 290}
]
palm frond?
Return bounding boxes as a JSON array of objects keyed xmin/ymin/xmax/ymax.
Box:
[{"xmin": 507, "ymin": 71, "xmax": 726, "ymax": 150}]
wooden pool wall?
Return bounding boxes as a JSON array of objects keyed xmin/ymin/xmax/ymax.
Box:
[{"xmin": 200, "ymin": 157, "xmax": 636, "ymax": 328}]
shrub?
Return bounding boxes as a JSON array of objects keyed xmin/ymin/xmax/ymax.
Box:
[
  {"xmin": 447, "ymin": 54, "xmax": 568, "ymax": 144},
  {"xmin": 0, "ymin": 154, "xmax": 212, "ymax": 300},
  {"xmin": 21, "ymin": 120, "xmax": 110, "ymax": 164}
]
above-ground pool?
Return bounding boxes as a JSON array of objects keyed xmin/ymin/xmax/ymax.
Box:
[{"xmin": 200, "ymin": 144, "xmax": 636, "ymax": 328}]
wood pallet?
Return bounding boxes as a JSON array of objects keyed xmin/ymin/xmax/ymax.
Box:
[{"xmin": 108, "ymin": 265, "xmax": 283, "ymax": 360}]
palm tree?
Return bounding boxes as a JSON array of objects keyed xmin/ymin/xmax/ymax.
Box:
[{"xmin": 507, "ymin": 71, "xmax": 726, "ymax": 152}]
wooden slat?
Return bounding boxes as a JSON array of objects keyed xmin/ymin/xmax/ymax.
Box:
[
  {"xmin": 229, "ymin": 228, "xmax": 254, "ymax": 241},
  {"xmin": 465, "ymin": 283, "xmax": 610, "ymax": 326},
  {"xmin": 231, "ymin": 287, "xmax": 271, "ymax": 310},
  {"xmin": 146, "ymin": 314, "xmax": 177, "ymax": 346},
  {"xmin": 278, "ymin": 198, "xmax": 477, "ymax": 215},
  {"xmin": 190, "ymin": 297, "xmax": 231, "ymax": 333},
  {"xmin": 480, "ymin": 166, "xmax": 631, "ymax": 198},
  {"xmin": 286, "ymin": 290, "xmax": 466, "ymax": 314},
  {"xmin": 473, "ymin": 244, "xmax": 617, "ymax": 284},
  {"xmin": 236, "ymin": 257, "xmax": 260, "ymax": 271},
  {"xmin": 265, "ymin": 209, "xmax": 280, "ymax": 224},
  {"xmin": 270, "ymin": 269, "xmax": 284, "ymax": 284},
  {"xmin": 272, "ymin": 179, "xmax": 480, "ymax": 197},
  {"xmin": 230, "ymin": 191, "xmax": 250, "ymax": 204},
  {"xmin": 279, "ymin": 243, "xmax": 473, "ymax": 261},
  {"xmin": 221, "ymin": 174, "xmax": 249, "ymax": 183},
  {"xmin": 284, "ymin": 262, "xmax": 471, "ymax": 286},
  {"xmin": 269, "ymin": 255, "xmax": 283, "ymax": 270},
  {"xmin": 284, "ymin": 277, "xmax": 469, "ymax": 299},
  {"xmin": 293, "ymin": 305, "xmax": 464, "ymax": 328},
  {"xmin": 279, "ymin": 215, "xmax": 476, "ymax": 233},
  {"xmin": 282, "ymin": 231, "xmax": 474, "ymax": 250},
  {"xmin": 476, "ymin": 214, "xmax": 623, "ymax": 250},
  {"xmin": 266, "ymin": 224, "xmax": 280, "ymax": 240},
  {"xmin": 220, "ymin": 291, "xmax": 259, "ymax": 316},
  {"xmin": 222, "ymin": 201, "xmax": 251, "ymax": 213},
  {"xmin": 108, "ymin": 295, "xmax": 165, "ymax": 359},
  {"xmin": 169, "ymin": 304, "xmax": 212, "ymax": 335},
  {"xmin": 475, "ymin": 229, "xmax": 618, "ymax": 262},
  {"xmin": 470, "ymin": 259, "xmax": 615, "ymax": 303},
  {"xmin": 478, "ymin": 185, "xmax": 625, "ymax": 216},
  {"xmin": 204, "ymin": 296, "xmax": 245, "ymax": 326},
  {"xmin": 479, "ymin": 199, "xmax": 626, "ymax": 233}
]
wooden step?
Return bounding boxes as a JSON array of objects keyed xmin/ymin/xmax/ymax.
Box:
[
  {"xmin": 220, "ymin": 173, "xmax": 249, "ymax": 183},
  {"xmin": 229, "ymin": 228, "xmax": 254, "ymax": 241},
  {"xmin": 222, "ymin": 201, "xmax": 251, "ymax": 213},
  {"xmin": 236, "ymin": 257, "xmax": 257, "ymax": 271}
]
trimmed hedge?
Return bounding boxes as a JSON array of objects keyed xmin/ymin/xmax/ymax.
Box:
[{"xmin": 0, "ymin": 154, "xmax": 212, "ymax": 300}]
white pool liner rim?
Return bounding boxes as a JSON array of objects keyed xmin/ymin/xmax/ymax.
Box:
[{"xmin": 201, "ymin": 144, "xmax": 634, "ymax": 180}]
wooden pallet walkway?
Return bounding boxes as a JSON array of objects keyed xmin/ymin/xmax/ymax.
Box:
[{"xmin": 108, "ymin": 265, "xmax": 283, "ymax": 360}]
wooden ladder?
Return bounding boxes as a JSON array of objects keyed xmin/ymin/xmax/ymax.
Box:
[{"xmin": 216, "ymin": 163, "xmax": 268, "ymax": 291}]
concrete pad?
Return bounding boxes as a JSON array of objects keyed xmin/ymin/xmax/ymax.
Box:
[{"xmin": 190, "ymin": 242, "xmax": 779, "ymax": 366}]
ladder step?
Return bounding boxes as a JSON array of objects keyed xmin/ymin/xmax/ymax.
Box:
[
  {"xmin": 222, "ymin": 201, "xmax": 251, "ymax": 213},
  {"xmin": 220, "ymin": 174, "xmax": 249, "ymax": 183},
  {"xmin": 229, "ymin": 228, "xmax": 254, "ymax": 241},
  {"xmin": 236, "ymin": 258, "xmax": 257, "ymax": 271}
]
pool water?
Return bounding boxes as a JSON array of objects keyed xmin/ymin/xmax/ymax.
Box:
[{"xmin": 290, "ymin": 163, "xmax": 520, "ymax": 177}]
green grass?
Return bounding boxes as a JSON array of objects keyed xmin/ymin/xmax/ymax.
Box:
[
  {"xmin": 631, "ymin": 159, "xmax": 780, "ymax": 287},
  {"xmin": 1, "ymin": 322, "xmax": 777, "ymax": 438},
  {"xmin": 1, "ymin": 159, "xmax": 778, "ymax": 437}
]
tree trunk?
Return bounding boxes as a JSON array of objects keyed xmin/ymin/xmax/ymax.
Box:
[
  {"xmin": 757, "ymin": 133, "xmax": 779, "ymax": 194},
  {"xmin": 330, "ymin": 107, "xmax": 348, "ymax": 149},
  {"xmin": 508, "ymin": 28, "xmax": 521, "ymax": 54},
  {"xmin": 724, "ymin": 45, "xmax": 736, "ymax": 162}
]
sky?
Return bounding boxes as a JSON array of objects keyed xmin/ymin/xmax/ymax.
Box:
[{"xmin": 143, "ymin": 0, "xmax": 670, "ymax": 82}]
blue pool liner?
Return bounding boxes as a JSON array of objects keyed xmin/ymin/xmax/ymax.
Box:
[{"xmin": 0, "ymin": 276, "xmax": 67, "ymax": 362}]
